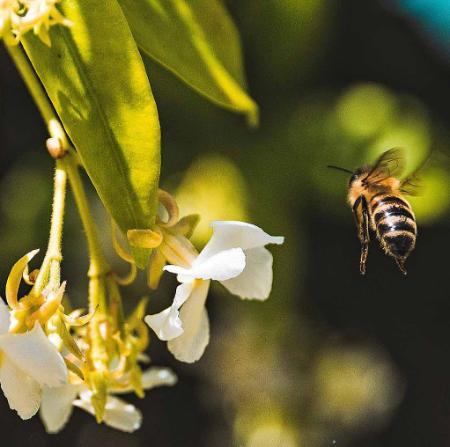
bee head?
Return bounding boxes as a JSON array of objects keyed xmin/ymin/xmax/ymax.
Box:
[{"xmin": 348, "ymin": 169, "xmax": 363, "ymax": 187}]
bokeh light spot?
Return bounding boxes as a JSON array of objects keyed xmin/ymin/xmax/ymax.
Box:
[
  {"xmin": 175, "ymin": 154, "xmax": 249, "ymax": 247},
  {"xmin": 336, "ymin": 84, "xmax": 396, "ymax": 139}
]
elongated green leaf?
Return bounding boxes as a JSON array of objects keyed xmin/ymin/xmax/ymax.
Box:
[
  {"xmin": 22, "ymin": 0, "xmax": 161, "ymax": 268},
  {"xmin": 118, "ymin": 0, "xmax": 259, "ymax": 125}
]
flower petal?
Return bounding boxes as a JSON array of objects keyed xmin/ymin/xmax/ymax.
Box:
[
  {"xmin": 6, "ymin": 249, "xmax": 39, "ymax": 309},
  {"xmin": 0, "ymin": 322, "xmax": 67, "ymax": 387},
  {"xmin": 144, "ymin": 282, "xmax": 194, "ymax": 341},
  {"xmin": 141, "ymin": 367, "xmax": 177, "ymax": 389},
  {"xmin": 197, "ymin": 221, "xmax": 284, "ymax": 262},
  {"xmin": 0, "ymin": 356, "xmax": 41, "ymax": 419},
  {"xmin": 74, "ymin": 393, "xmax": 142, "ymax": 433},
  {"xmin": 0, "ymin": 300, "xmax": 10, "ymax": 334},
  {"xmin": 40, "ymin": 384, "xmax": 80, "ymax": 433},
  {"xmin": 220, "ymin": 247, "xmax": 274, "ymax": 300},
  {"xmin": 165, "ymin": 248, "xmax": 246, "ymax": 281},
  {"xmin": 144, "ymin": 307, "xmax": 181, "ymax": 341},
  {"xmin": 112, "ymin": 367, "xmax": 177, "ymax": 395},
  {"xmin": 168, "ymin": 280, "xmax": 210, "ymax": 363}
]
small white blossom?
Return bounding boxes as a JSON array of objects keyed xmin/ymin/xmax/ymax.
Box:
[
  {"xmin": 0, "ymin": 0, "xmax": 71, "ymax": 45},
  {"xmin": 0, "ymin": 299, "xmax": 67, "ymax": 419},
  {"xmin": 40, "ymin": 367, "xmax": 177, "ymax": 433},
  {"xmin": 145, "ymin": 221, "xmax": 284, "ymax": 363}
]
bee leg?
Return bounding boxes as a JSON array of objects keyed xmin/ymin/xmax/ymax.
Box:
[
  {"xmin": 359, "ymin": 215, "xmax": 369, "ymax": 275},
  {"xmin": 360, "ymin": 243, "xmax": 369, "ymax": 275},
  {"xmin": 353, "ymin": 195, "xmax": 370, "ymax": 275},
  {"xmin": 395, "ymin": 258, "xmax": 407, "ymax": 275}
]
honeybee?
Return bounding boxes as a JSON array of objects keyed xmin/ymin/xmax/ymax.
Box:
[{"xmin": 329, "ymin": 148, "xmax": 420, "ymax": 275}]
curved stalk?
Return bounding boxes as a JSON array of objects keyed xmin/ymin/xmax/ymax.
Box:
[
  {"xmin": 64, "ymin": 155, "xmax": 111, "ymax": 281},
  {"xmin": 6, "ymin": 42, "xmax": 111, "ymax": 304},
  {"xmin": 32, "ymin": 160, "xmax": 67, "ymax": 295}
]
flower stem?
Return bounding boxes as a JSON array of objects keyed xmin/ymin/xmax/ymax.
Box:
[
  {"xmin": 6, "ymin": 42, "xmax": 110, "ymax": 306},
  {"xmin": 5, "ymin": 44, "xmax": 53, "ymax": 123},
  {"xmin": 64, "ymin": 155, "xmax": 111, "ymax": 282},
  {"xmin": 32, "ymin": 160, "xmax": 67, "ymax": 295},
  {"xmin": 5, "ymin": 43, "xmax": 68, "ymax": 146}
]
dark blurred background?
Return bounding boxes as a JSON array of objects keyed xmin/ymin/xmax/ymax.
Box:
[{"xmin": 0, "ymin": 0, "xmax": 449, "ymax": 446}]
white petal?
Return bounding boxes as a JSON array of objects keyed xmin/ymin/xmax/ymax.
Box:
[
  {"xmin": 74, "ymin": 394, "xmax": 142, "ymax": 433},
  {"xmin": 165, "ymin": 248, "xmax": 246, "ymax": 281},
  {"xmin": 0, "ymin": 357, "xmax": 41, "ymax": 419},
  {"xmin": 172, "ymin": 281, "xmax": 195, "ymax": 308},
  {"xmin": 168, "ymin": 280, "xmax": 210, "ymax": 363},
  {"xmin": 40, "ymin": 384, "xmax": 79, "ymax": 433},
  {"xmin": 145, "ymin": 307, "xmax": 182, "ymax": 341},
  {"xmin": 144, "ymin": 282, "xmax": 194, "ymax": 341},
  {"xmin": 112, "ymin": 368, "xmax": 177, "ymax": 395},
  {"xmin": 220, "ymin": 247, "xmax": 274, "ymax": 300},
  {"xmin": 0, "ymin": 322, "xmax": 67, "ymax": 387},
  {"xmin": 197, "ymin": 221, "xmax": 284, "ymax": 263},
  {"xmin": 0, "ymin": 300, "xmax": 10, "ymax": 334},
  {"xmin": 141, "ymin": 367, "xmax": 177, "ymax": 389}
]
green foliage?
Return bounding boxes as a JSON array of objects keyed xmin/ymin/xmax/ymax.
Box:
[
  {"xmin": 22, "ymin": 0, "xmax": 161, "ymax": 268},
  {"xmin": 118, "ymin": 0, "xmax": 259, "ymax": 125},
  {"xmin": 18, "ymin": 0, "xmax": 259, "ymax": 267}
]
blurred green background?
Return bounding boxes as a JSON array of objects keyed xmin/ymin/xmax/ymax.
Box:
[{"xmin": 0, "ymin": 0, "xmax": 449, "ymax": 446}]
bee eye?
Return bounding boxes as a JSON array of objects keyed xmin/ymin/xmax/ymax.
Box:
[{"xmin": 349, "ymin": 173, "xmax": 358, "ymax": 186}]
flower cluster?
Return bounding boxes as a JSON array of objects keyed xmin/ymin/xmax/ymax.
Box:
[
  {"xmin": 0, "ymin": 248, "xmax": 177, "ymax": 432},
  {"xmin": 0, "ymin": 0, "xmax": 71, "ymax": 45},
  {"xmin": 0, "ymin": 189, "xmax": 283, "ymax": 433}
]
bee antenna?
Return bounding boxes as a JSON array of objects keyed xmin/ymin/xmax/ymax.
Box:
[{"xmin": 327, "ymin": 165, "xmax": 353, "ymax": 174}]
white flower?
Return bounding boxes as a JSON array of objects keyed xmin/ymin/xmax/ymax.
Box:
[
  {"xmin": 145, "ymin": 221, "xmax": 284, "ymax": 363},
  {"xmin": 40, "ymin": 367, "xmax": 177, "ymax": 433},
  {"xmin": 0, "ymin": 0, "xmax": 71, "ymax": 45},
  {"xmin": 0, "ymin": 299, "xmax": 67, "ymax": 419}
]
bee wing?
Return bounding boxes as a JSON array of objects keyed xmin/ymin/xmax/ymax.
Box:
[
  {"xmin": 400, "ymin": 175, "xmax": 422, "ymax": 196},
  {"xmin": 366, "ymin": 147, "xmax": 406, "ymax": 183},
  {"xmin": 399, "ymin": 149, "xmax": 434, "ymax": 196}
]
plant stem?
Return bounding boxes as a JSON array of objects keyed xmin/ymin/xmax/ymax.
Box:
[
  {"xmin": 5, "ymin": 44, "xmax": 68, "ymax": 146},
  {"xmin": 6, "ymin": 42, "xmax": 110, "ymax": 306},
  {"xmin": 32, "ymin": 160, "xmax": 67, "ymax": 295},
  {"xmin": 65, "ymin": 154, "xmax": 111, "ymax": 281},
  {"xmin": 6, "ymin": 44, "xmax": 54, "ymax": 123}
]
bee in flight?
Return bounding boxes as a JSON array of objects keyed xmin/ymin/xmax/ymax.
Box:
[{"xmin": 329, "ymin": 148, "xmax": 419, "ymax": 275}]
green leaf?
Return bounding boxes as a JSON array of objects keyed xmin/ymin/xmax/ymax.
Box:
[
  {"xmin": 22, "ymin": 0, "xmax": 161, "ymax": 268},
  {"xmin": 118, "ymin": 0, "xmax": 259, "ymax": 125}
]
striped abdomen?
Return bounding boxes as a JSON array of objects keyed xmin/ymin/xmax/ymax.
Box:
[{"xmin": 371, "ymin": 194, "xmax": 417, "ymax": 259}]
